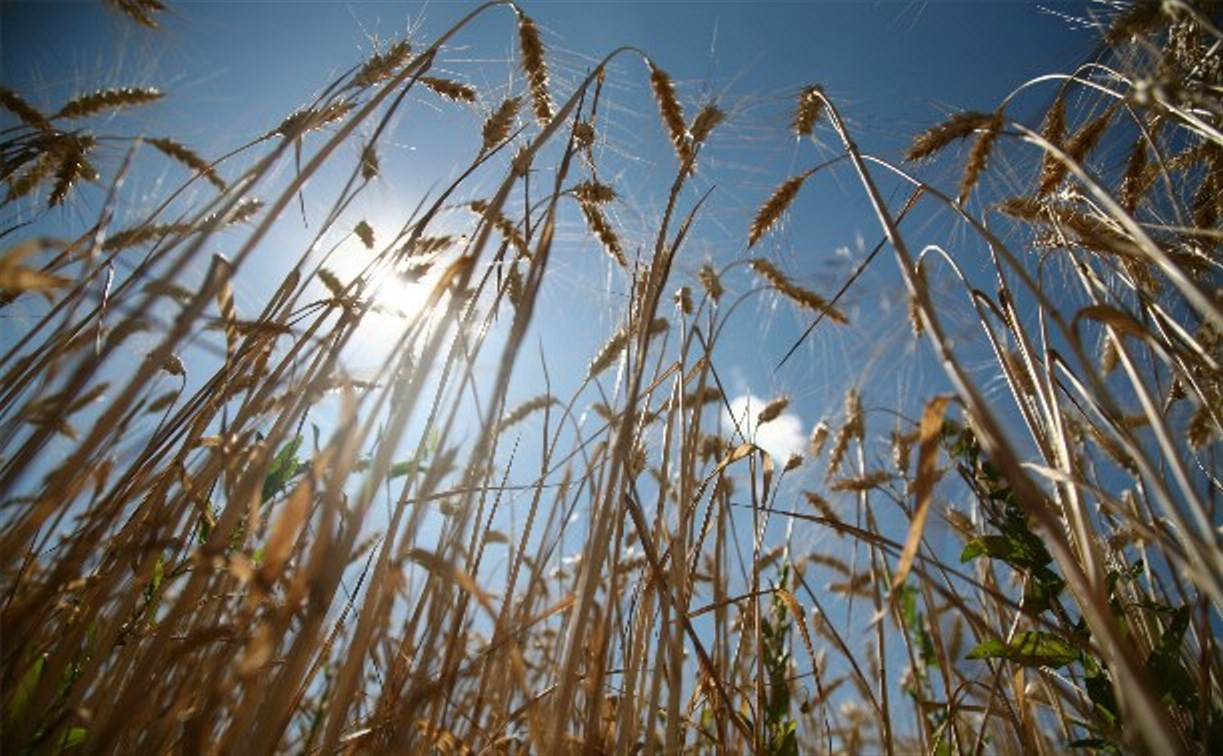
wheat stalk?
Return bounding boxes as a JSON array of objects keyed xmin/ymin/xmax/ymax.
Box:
[
  {"xmin": 1038, "ymin": 104, "xmax": 1117, "ymax": 195},
  {"xmin": 905, "ymin": 110, "xmax": 996, "ymax": 162},
  {"xmin": 0, "ymin": 87, "xmax": 51, "ymax": 130},
  {"xmin": 56, "ymin": 87, "xmax": 162, "ymax": 119},
  {"xmin": 517, "ymin": 13, "xmax": 553, "ymax": 125},
  {"xmin": 353, "ymin": 39, "xmax": 413, "ymax": 88},
  {"xmin": 481, "ymin": 97, "xmax": 521, "ymax": 152},
  {"xmin": 148, "ymin": 138, "xmax": 226, "ymax": 190},
  {"xmin": 757, "ymin": 396, "xmax": 790, "ymax": 425},
  {"xmin": 420, "ymin": 76, "xmax": 477, "ymax": 103},
  {"xmin": 748, "ymin": 174, "xmax": 808, "ymax": 247},
  {"xmin": 749, "ymin": 258, "xmax": 848, "ymax": 323},
  {"xmin": 107, "ymin": 0, "xmax": 166, "ymax": 29},
  {"xmin": 958, "ymin": 110, "xmax": 1003, "ymax": 203},
  {"xmin": 792, "ymin": 85, "xmax": 824, "ymax": 137},
  {"xmin": 649, "ymin": 63, "xmax": 690, "ymax": 166}
]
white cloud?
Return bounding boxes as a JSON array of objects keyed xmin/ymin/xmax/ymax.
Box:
[{"xmin": 723, "ymin": 393, "xmax": 806, "ymax": 463}]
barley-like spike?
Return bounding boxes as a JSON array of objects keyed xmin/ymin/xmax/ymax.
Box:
[
  {"xmin": 826, "ymin": 389, "xmax": 863, "ymax": 480},
  {"xmin": 909, "ymin": 259, "xmax": 927, "ymax": 338},
  {"xmin": 1040, "ymin": 93, "xmax": 1066, "ymax": 145},
  {"xmin": 573, "ymin": 180, "xmax": 616, "ymax": 204},
  {"xmin": 749, "ymin": 174, "xmax": 807, "ymax": 247},
  {"xmin": 1186, "ymin": 402, "xmax": 1218, "ymax": 448},
  {"xmin": 274, "ymin": 100, "xmax": 354, "ymax": 139},
  {"xmin": 361, "ymin": 144, "xmax": 380, "ymax": 180},
  {"xmin": 354, "ymin": 220, "xmax": 375, "ymax": 249},
  {"xmin": 1100, "ymin": 332, "xmax": 1119, "ymax": 374},
  {"xmin": 470, "ymin": 199, "xmax": 528, "ymax": 255},
  {"xmin": 1119, "ymin": 137, "xmax": 1147, "ymax": 213},
  {"xmin": 148, "ymin": 137, "xmax": 226, "ymax": 191},
  {"xmin": 958, "ymin": 110, "xmax": 1002, "ymax": 204},
  {"xmin": 56, "ymin": 87, "xmax": 162, "ymax": 119},
  {"xmin": 227, "ymin": 197, "xmax": 264, "ymax": 225},
  {"xmin": 318, "ymin": 268, "xmax": 346, "ymax": 298},
  {"xmin": 698, "ymin": 434, "xmax": 726, "ymax": 463},
  {"xmin": 396, "ymin": 235, "xmax": 454, "ymax": 261},
  {"xmin": 496, "ymin": 395, "xmax": 557, "ymax": 434},
  {"xmin": 757, "ymin": 396, "xmax": 790, "ymax": 425},
  {"xmin": 674, "ymin": 286, "xmax": 692, "ymax": 314},
  {"xmin": 579, "ymin": 202, "xmax": 626, "ymax": 267},
  {"xmin": 588, "ymin": 318, "xmax": 668, "ymax": 379},
  {"xmin": 905, "ymin": 111, "xmax": 995, "ymax": 162},
  {"xmin": 749, "ymin": 258, "xmax": 849, "ymax": 323},
  {"xmin": 572, "ymin": 121, "xmax": 595, "ymax": 150},
  {"xmin": 517, "ymin": 13, "xmax": 553, "ymax": 126},
  {"xmin": 1035, "ymin": 94, "xmax": 1067, "ymax": 195},
  {"xmin": 826, "ymin": 426, "xmax": 852, "ymax": 481},
  {"xmin": 1106, "ymin": 0, "xmax": 1167, "ymax": 44},
  {"xmin": 1064, "ymin": 104, "xmax": 1119, "ymax": 165},
  {"xmin": 649, "ymin": 63, "xmax": 690, "ymax": 165},
  {"xmin": 0, "ymin": 87, "xmax": 51, "ymax": 130},
  {"xmin": 588, "ymin": 331, "xmax": 628, "ymax": 378},
  {"xmin": 1039, "ymin": 105, "xmax": 1117, "ymax": 196},
  {"xmin": 689, "ymin": 103, "xmax": 724, "ymax": 146},
  {"xmin": 504, "ymin": 263, "xmax": 523, "ymax": 310},
  {"xmin": 829, "ymin": 471, "xmax": 893, "ymax": 492},
  {"xmin": 354, "ymin": 39, "xmax": 413, "ymax": 88},
  {"xmin": 6, "ymin": 153, "xmax": 58, "ymax": 202},
  {"xmin": 804, "ymin": 491, "xmax": 840, "ymax": 524},
  {"xmin": 809, "ymin": 422, "xmax": 829, "ymax": 457},
  {"xmin": 698, "ymin": 263, "xmax": 723, "ymax": 301},
  {"xmin": 792, "ymin": 85, "xmax": 824, "ymax": 137},
  {"xmin": 482, "ymin": 97, "xmax": 521, "ymax": 152},
  {"xmin": 1002, "ymin": 349, "xmax": 1036, "ymax": 397},
  {"xmin": 211, "ymin": 255, "xmax": 238, "ymax": 364},
  {"xmin": 103, "ymin": 222, "xmax": 191, "ymax": 251},
  {"xmin": 999, "ymin": 197, "xmax": 1143, "ymax": 259},
  {"xmin": 1192, "ymin": 169, "xmax": 1218, "ymax": 230},
  {"xmin": 420, "ymin": 76, "xmax": 476, "ymax": 103},
  {"xmin": 684, "ymin": 387, "xmax": 722, "ymax": 408},
  {"xmin": 891, "ymin": 428, "xmax": 918, "ymax": 474},
  {"xmin": 107, "ymin": 0, "xmax": 165, "ymax": 29},
  {"xmin": 49, "ymin": 136, "xmax": 97, "ymax": 207},
  {"xmin": 997, "ymin": 196, "xmax": 1043, "ymax": 221}
]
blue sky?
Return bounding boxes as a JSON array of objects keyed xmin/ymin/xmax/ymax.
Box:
[{"xmin": 1, "ymin": 0, "xmax": 1105, "ymax": 544}]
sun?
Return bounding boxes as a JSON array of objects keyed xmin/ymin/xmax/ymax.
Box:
[{"xmin": 324, "ymin": 218, "xmax": 443, "ymax": 356}]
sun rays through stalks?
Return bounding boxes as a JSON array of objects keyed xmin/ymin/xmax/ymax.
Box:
[{"xmin": 1, "ymin": 1, "xmax": 1220, "ymax": 754}]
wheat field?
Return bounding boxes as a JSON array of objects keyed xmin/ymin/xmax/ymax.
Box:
[{"xmin": 1, "ymin": 0, "xmax": 1220, "ymax": 753}]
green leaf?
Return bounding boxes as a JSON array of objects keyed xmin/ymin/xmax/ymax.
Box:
[
  {"xmin": 7, "ymin": 656, "xmax": 44, "ymax": 724},
  {"xmin": 143, "ymin": 556, "xmax": 165, "ymax": 622},
  {"xmin": 896, "ymin": 583, "xmax": 919, "ymax": 627},
  {"xmin": 1085, "ymin": 664, "xmax": 1120, "ymax": 727},
  {"xmin": 966, "ymin": 631, "xmax": 1077, "ymax": 668},
  {"xmin": 262, "ymin": 435, "xmax": 303, "ymax": 502},
  {"xmin": 960, "ymin": 534, "xmax": 1052, "ymax": 571},
  {"xmin": 53, "ymin": 726, "xmax": 87, "ymax": 753},
  {"xmin": 768, "ymin": 719, "xmax": 798, "ymax": 756},
  {"xmin": 388, "ymin": 458, "xmax": 424, "ymax": 480},
  {"xmin": 916, "ymin": 623, "xmax": 936, "ymax": 668},
  {"xmin": 1023, "ymin": 573, "xmax": 1065, "ymax": 614},
  {"xmin": 1146, "ymin": 605, "xmax": 1197, "ymax": 710}
]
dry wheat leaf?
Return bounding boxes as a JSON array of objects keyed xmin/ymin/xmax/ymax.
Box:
[{"xmin": 892, "ymin": 395, "xmax": 951, "ymax": 590}]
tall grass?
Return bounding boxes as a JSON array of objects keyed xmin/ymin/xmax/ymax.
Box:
[{"xmin": 1, "ymin": 1, "xmax": 1219, "ymax": 753}]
